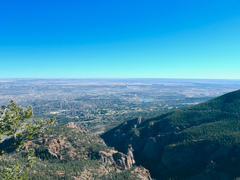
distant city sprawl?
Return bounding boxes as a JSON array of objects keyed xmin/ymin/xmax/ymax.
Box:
[{"xmin": 1, "ymin": 79, "xmax": 240, "ymax": 134}]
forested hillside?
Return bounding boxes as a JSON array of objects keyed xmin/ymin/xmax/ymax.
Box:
[
  {"xmin": 101, "ymin": 89, "xmax": 240, "ymax": 180},
  {"xmin": 0, "ymin": 122, "xmax": 151, "ymax": 180}
]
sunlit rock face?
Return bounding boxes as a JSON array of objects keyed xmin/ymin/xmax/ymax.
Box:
[{"xmin": 99, "ymin": 146, "xmax": 136, "ymax": 171}]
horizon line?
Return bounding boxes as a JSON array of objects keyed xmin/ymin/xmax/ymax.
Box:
[{"xmin": 1, "ymin": 78, "xmax": 240, "ymax": 81}]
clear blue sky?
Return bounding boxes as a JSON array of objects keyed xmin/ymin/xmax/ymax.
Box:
[{"xmin": 0, "ymin": 0, "xmax": 240, "ymax": 79}]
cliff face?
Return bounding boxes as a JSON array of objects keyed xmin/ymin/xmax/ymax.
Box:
[
  {"xmin": 101, "ymin": 90, "xmax": 240, "ymax": 180},
  {"xmin": 99, "ymin": 146, "xmax": 135, "ymax": 171}
]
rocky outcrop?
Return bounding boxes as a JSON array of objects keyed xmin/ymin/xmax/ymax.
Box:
[
  {"xmin": 64, "ymin": 122, "xmax": 89, "ymax": 134},
  {"xmin": 99, "ymin": 146, "xmax": 135, "ymax": 171},
  {"xmin": 131, "ymin": 167, "xmax": 152, "ymax": 180},
  {"xmin": 1, "ymin": 121, "xmax": 153, "ymax": 180}
]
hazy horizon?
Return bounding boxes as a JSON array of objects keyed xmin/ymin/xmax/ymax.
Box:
[{"xmin": 1, "ymin": 78, "xmax": 240, "ymax": 80}]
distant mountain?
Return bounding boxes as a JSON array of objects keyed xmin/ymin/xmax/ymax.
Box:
[
  {"xmin": 101, "ymin": 89, "xmax": 240, "ymax": 180},
  {"xmin": 0, "ymin": 122, "xmax": 152, "ymax": 180}
]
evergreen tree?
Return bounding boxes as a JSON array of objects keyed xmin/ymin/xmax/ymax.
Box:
[{"xmin": 0, "ymin": 100, "xmax": 56, "ymax": 179}]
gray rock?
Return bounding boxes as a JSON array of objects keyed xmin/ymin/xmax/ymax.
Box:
[{"xmin": 99, "ymin": 147, "xmax": 136, "ymax": 171}]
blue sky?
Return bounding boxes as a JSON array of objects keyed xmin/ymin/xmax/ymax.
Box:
[{"xmin": 0, "ymin": 0, "xmax": 240, "ymax": 79}]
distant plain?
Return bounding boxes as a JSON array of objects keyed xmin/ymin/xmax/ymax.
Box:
[{"xmin": 1, "ymin": 79, "xmax": 240, "ymax": 133}]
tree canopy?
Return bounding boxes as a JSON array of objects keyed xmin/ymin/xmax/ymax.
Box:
[{"xmin": 0, "ymin": 100, "xmax": 55, "ymax": 179}]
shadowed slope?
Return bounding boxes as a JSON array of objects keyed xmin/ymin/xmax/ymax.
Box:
[{"xmin": 101, "ymin": 89, "xmax": 240, "ymax": 180}]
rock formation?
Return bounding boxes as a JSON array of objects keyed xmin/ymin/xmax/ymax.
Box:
[
  {"xmin": 99, "ymin": 145, "xmax": 135, "ymax": 171},
  {"xmin": 0, "ymin": 121, "xmax": 152, "ymax": 179},
  {"xmin": 64, "ymin": 122, "xmax": 89, "ymax": 133}
]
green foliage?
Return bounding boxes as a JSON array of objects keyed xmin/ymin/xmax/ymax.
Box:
[
  {"xmin": 101, "ymin": 169, "xmax": 133, "ymax": 180},
  {"xmin": 0, "ymin": 100, "xmax": 56, "ymax": 179},
  {"xmin": 102, "ymin": 89, "xmax": 240, "ymax": 180},
  {"xmin": 0, "ymin": 120, "xmax": 113, "ymax": 179}
]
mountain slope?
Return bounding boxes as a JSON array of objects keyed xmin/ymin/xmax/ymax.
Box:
[
  {"xmin": 0, "ymin": 122, "xmax": 152, "ymax": 180},
  {"xmin": 101, "ymin": 89, "xmax": 240, "ymax": 180}
]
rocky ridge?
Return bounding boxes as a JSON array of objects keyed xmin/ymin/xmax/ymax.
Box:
[{"xmin": 1, "ymin": 122, "xmax": 152, "ymax": 180}]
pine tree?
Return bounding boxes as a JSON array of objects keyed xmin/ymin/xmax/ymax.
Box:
[{"xmin": 0, "ymin": 100, "xmax": 56, "ymax": 179}]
